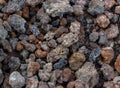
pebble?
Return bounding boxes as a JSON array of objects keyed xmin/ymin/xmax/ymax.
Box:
[
  {"xmin": 8, "ymin": 56, "xmax": 20, "ymax": 70},
  {"xmin": 10, "ymin": 38, "xmax": 18, "ymax": 50},
  {"xmin": 20, "ymin": 49, "xmax": 29, "ymax": 59},
  {"xmin": 0, "ymin": 49, "xmax": 7, "ymax": 62},
  {"xmin": 8, "ymin": 14, "xmax": 26, "ymax": 33},
  {"xmin": 47, "ymin": 39, "xmax": 57, "ymax": 48},
  {"xmin": 54, "ymin": 59, "xmax": 67, "ymax": 70},
  {"xmin": 60, "ymin": 18, "xmax": 67, "ymax": 26},
  {"xmin": 26, "ymin": 76, "xmax": 38, "ymax": 88},
  {"xmin": 104, "ymin": 0, "xmax": 115, "ymax": 10},
  {"xmin": 37, "ymin": 8, "xmax": 51, "ymax": 24},
  {"xmin": 44, "ymin": 32, "xmax": 55, "ymax": 41},
  {"xmin": 101, "ymin": 47, "xmax": 114, "ymax": 63},
  {"xmin": 5, "ymin": 0, "xmax": 26, "ymax": 13},
  {"xmin": 0, "ymin": 25, "xmax": 8, "ymax": 40},
  {"xmin": 105, "ymin": 24, "xmax": 119, "ymax": 39},
  {"xmin": 60, "ymin": 68, "xmax": 72, "ymax": 82},
  {"xmin": 87, "ymin": 0, "xmax": 105, "ymax": 15},
  {"xmin": 61, "ymin": 33, "xmax": 79, "ymax": 47},
  {"xmin": 0, "ymin": 69, "xmax": 4, "ymax": 85},
  {"xmin": 22, "ymin": 6, "xmax": 29, "ymax": 19},
  {"xmin": 16, "ymin": 42, "xmax": 24, "ymax": 51},
  {"xmin": 20, "ymin": 64, "xmax": 27, "ymax": 76},
  {"xmin": 27, "ymin": 0, "xmax": 42, "ymax": 7},
  {"xmin": 73, "ymin": 5, "xmax": 84, "ymax": 15},
  {"xmin": 43, "ymin": 0, "xmax": 73, "ymax": 17},
  {"xmin": 27, "ymin": 61, "xmax": 40, "ymax": 77},
  {"xmin": 89, "ymin": 31, "xmax": 99, "ymax": 42},
  {"xmin": 43, "ymin": 63, "xmax": 52, "ymax": 72},
  {"xmin": 9, "ymin": 71, "xmax": 25, "ymax": 88},
  {"xmin": 96, "ymin": 15, "xmax": 110, "ymax": 28},
  {"xmin": 35, "ymin": 49, "xmax": 47, "ymax": 58},
  {"xmin": 69, "ymin": 52, "xmax": 86, "ymax": 70},
  {"xmin": 29, "ymin": 34, "xmax": 36, "ymax": 43},
  {"xmin": 89, "ymin": 48, "xmax": 101, "ymax": 62},
  {"xmin": 101, "ymin": 63, "xmax": 115, "ymax": 80},
  {"xmin": 29, "ymin": 25, "xmax": 40, "ymax": 36},
  {"xmin": 38, "ymin": 70, "xmax": 51, "ymax": 81},
  {"xmin": 47, "ymin": 45, "xmax": 69, "ymax": 62},
  {"xmin": 75, "ymin": 62, "xmax": 99, "ymax": 88},
  {"xmin": 1, "ymin": 39, "xmax": 12, "ymax": 52},
  {"xmin": 98, "ymin": 31, "xmax": 108, "ymax": 45},
  {"xmin": 115, "ymin": 54, "xmax": 120, "ymax": 73},
  {"xmin": 115, "ymin": 6, "xmax": 120, "ymax": 14},
  {"xmin": 56, "ymin": 85, "xmax": 64, "ymax": 88},
  {"xmin": 38, "ymin": 82, "xmax": 49, "ymax": 88},
  {"xmin": 70, "ymin": 21, "xmax": 81, "ymax": 34}
]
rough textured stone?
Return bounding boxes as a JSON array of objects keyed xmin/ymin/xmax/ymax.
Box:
[
  {"xmin": 75, "ymin": 62, "xmax": 99, "ymax": 88},
  {"xmin": 27, "ymin": 0, "xmax": 43, "ymax": 7},
  {"xmin": 101, "ymin": 47, "xmax": 114, "ymax": 63},
  {"xmin": 87, "ymin": 0, "xmax": 105, "ymax": 15},
  {"xmin": 27, "ymin": 61, "xmax": 40, "ymax": 77},
  {"xmin": 115, "ymin": 54, "xmax": 120, "ymax": 73},
  {"xmin": 89, "ymin": 32, "xmax": 99, "ymax": 42},
  {"xmin": 69, "ymin": 52, "xmax": 86, "ymax": 70},
  {"xmin": 47, "ymin": 45, "xmax": 69, "ymax": 62},
  {"xmin": 0, "ymin": 25, "xmax": 8, "ymax": 40},
  {"xmin": 9, "ymin": 71, "xmax": 25, "ymax": 88},
  {"xmin": 43, "ymin": 0, "xmax": 73, "ymax": 17},
  {"xmin": 8, "ymin": 14, "xmax": 26, "ymax": 33}
]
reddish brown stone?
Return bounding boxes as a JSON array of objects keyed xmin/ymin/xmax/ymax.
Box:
[
  {"xmin": 115, "ymin": 54, "xmax": 120, "ymax": 73},
  {"xmin": 16, "ymin": 42, "xmax": 24, "ymax": 51},
  {"xmin": 35, "ymin": 49, "xmax": 47, "ymax": 58},
  {"xmin": 101, "ymin": 47, "xmax": 114, "ymax": 63},
  {"xmin": 67, "ymin": 81, "xmax": 75, "ymax": 88},
  {"xmin": 27, "ymin": 62, "xmax": 40, "ymax": 77},
  {"xmin": 29, "ymin": 34, "xmax": 36, "ymax": 42},
  {"xmin": 60, "ymin": 18, "xmax": 67, "ymax": 26},
  {"xmin": 22, "ymin": 6, "xmax": 29, "ymax": 18}
]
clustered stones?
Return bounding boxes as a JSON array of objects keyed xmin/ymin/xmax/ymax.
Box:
[{"xmin": 0, "ymin": 0, "xmax": 120, "ymax": 88}]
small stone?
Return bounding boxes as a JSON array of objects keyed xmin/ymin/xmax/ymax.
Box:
[
  {"xmin": 89, "ymin": 32, "xmax": 99, "ymax": 42},
  {"xmin": 16, "ymin": 42, "xmax": 24, "ymax": 51},
  {"xmin": 75, "ymin": 62, "xmax": 99, "ymax": 88},
  {"xmin": 0, "ymin": 25, "xmax": 8, "ymax": 40},
  {"xmin": 47, "ymin": 39, "xmax": 57, "ymax": 48},
  {"xmin": 67, "ymin": 81, "xmax": 75, "ymax": 88},
  {"xmin": 0, "ymin": 49, "xmax": 7, "ymax": 62},
  {"xmin": 113, "ymin": 76, "xmax": 120, "ymax": 84},
  {"xmin": 69, "ymin": 52, "xmax": 86, "ymax": 70},
  {"xmin": 29, "ymin": 25, "xmax": 40, "ymax": 36},
  {"xmin": 96, "ymin": 15, "xmax": 110, "ymax": 28},
  {"xmin": 43, "ymin": 63, "xmax": 52, "ymax": 72},
  {"xmin": 61, "ymin": 33, "xmax": 79, "ymax": 47},
  {"xmin": 38, "ymin": 70, "xmax": 51, "ymax": 81},
  {"xmin": 103, "ymin": 81, "xmax": 114, "ymax": 88},
  {"xmin": 115, "ymin": 6, "xmax": 120, "ymax": 14},
  {"xmin": 54, "ymin": 59, "xmax": 67, "ymax": 70},
  {"xmin": 37, "ymin": 8, "xmax": 51, "ymax": 24},
  {"xmin": 10, "ymin": 38, "xmax": 18, "ymax": 50},
  {"xmin": 0, "ymin": 69, "xmax": 4, "ymax": 85},
  {"xmin": 20, "ymin": 64, "xmax": 27, "ymax": 76},
  {"xmin": 35, "ymin": 49, "xmax": 47, "ymax": 58},
  {"xmin": 56, "ymin": 85, "xmax": 64, "ymax": 88},
  {"xmin": 1, "ymin": 39, "xmax": 12, "ymax": 52},
  {"xmin": 47, "ymin": 45, "xmax": 69, "ymax": 62},
  {"xmin": 38, "ymin": 82, "xmax": 49, "ymax": 88},
  {"xmin": 22, "ymin": 6, "xmax": 29, "ymax": 18},
  {"xmin": 105, "ymin": 24, "xmax": 119, "ymax": 39},
  {"xmin": 44, "ymin": 32, "xmax": 55, "ymax": 41},
  {"xmin": 60, "ymin": 68, "xmax": 72, "ymax": 82},
  {"xmin": 27, "ymin": 0, "xmax": 43, "ymax": 7},
  {"xmin": 104, "ymin": 0, "xmax": 115, "ymax": 10},
  {"xmin": 74, "ymin": 80, "xmax": 85, "ymax": 88},
  {"xmin": 8, "ymin": 56, "xmax": 20, "ymax": 70},
  {"xmin": 26, "ymin": 76, "xmax": 38, "ymax": 88},
  {"xmin": 27, "ymin": 61, "xmax": 40, "ymax": 77},
  {"xmin": 87, "ymin": 0, "xmax": 105, "ymax": 15},
  {"xmin": 89, "ymin": 48, "xmax": 101, "ymax": 62},
  {"xmin": 98, "ymin": 31, "xmax": 108, "ymax": 45},
  {"xmin": 5, "ymin": 0, "xmax": 26, "ymax": 13},
  {"xmin": 73, "ymin": 5, "xmax": 84, "ymax": 15},
  {"xmin": 101, "ymin": 47, "xmax": 114, "ymax": 63},
  {"xmin": 8, "ymin": 14, "xmax": 26, "ymax": 33},
  {"xmin": 20, "ymin": 50, "xmax": 29, "ymax": 59},
  {"xmin": 70, "ymin": 21, "xmax": 81, "ymax": 34},
  {"xmin": 29, "ymin": 34, "xmax": 36, "ymax": 42},
  {"xmin": 9, "ymin": 71, "xmax": 25, "ymax": 88},
  {"xmin": 115, "ymin": 55, "xmax": 120, "ymax": 73},
  {"xmin": 43, "ymin": 0, "xmax": 73, "ymax": 17},
  {"xmin": 101, "ymin": 63, "xmax": 115, "ymax": 80},
  {"xmin": 60, "ymin": 18, "xmax": 67, "ymax": 26}
]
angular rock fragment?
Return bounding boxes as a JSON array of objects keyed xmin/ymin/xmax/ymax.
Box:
[
  {"xmin": 0, "ymin": 25, "xmax": 8, "ymax": 40},
  {"xmin": 27, "ymin": 0, "xmax": 43, "ymax": 7}
]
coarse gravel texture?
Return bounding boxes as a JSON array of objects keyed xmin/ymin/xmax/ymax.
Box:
[{"xmin": 1, "ymin": 0, "xmax": 120, "ymax": 88}]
